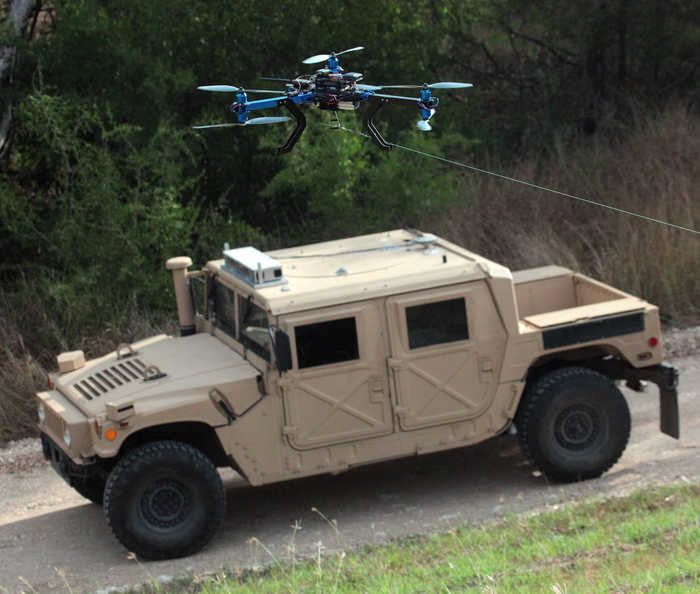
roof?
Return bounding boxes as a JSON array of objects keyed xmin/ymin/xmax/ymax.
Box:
[{"xmin": 208, "ymin": 229, "xmax": 511, "ymax": 315}]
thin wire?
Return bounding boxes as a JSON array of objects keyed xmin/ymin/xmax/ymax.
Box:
[{"xmin": 327, "ymin": 122, "xmax": 700, "ymax": 236}]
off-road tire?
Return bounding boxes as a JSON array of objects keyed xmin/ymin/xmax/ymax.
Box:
[
  {"xmin": 71, "ymin": 476, "xmax": 106, "ymax": 505},
  {"xmin": 103, "ymin": 441, "xmax": 226, "ymax": 560},
  {"xmin": 515, "ymin": 367, "xmax": 631, "ymax": 483}
]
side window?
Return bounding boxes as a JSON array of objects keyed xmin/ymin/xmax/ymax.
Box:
[
  {"xmin": 238, "ymin": 295, "xmax": 271, "ymax": 361},
  {"xmin": 405, "ymin": 297, "xmax": 469, "ymax": 349},
  {"xmin": 294, "ymin": 317, "xmax": 359, "ymax": 369},
  {"xmin": 213, "ymin": 282, "xmax": 236, "ymax": 337}
]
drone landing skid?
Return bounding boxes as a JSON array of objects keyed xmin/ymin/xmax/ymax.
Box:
[
  {"xmin": 278, "ymin": 98, "xmax": 307, "ymax": 154},
  {"xmin": 363, "ymin": 98, "xmax": 393, "ymax": 151}
]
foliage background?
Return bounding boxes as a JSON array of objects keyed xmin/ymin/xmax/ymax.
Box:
[{"xmin": 1, "ymin": 0, "xmax": 700, "ymax": 441}]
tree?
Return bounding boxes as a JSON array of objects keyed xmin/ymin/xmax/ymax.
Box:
[{"xmin": 0, "ymin": 0, "xmax": 39, "ymax": 165}]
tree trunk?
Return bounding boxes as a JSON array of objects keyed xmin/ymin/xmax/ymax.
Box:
[{"xmin": 0, "ymin": 0, "xmax": 38, "ymax": 165}]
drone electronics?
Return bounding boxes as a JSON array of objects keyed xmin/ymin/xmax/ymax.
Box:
[{"xmin": 194, "ymin": 47, "xmax": 472, "ymax": 153}]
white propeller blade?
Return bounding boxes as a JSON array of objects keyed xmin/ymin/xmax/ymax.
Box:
[
  {"xmin": 417, "ymin": 120, "xmax": 432, "ymax": 131},
  {"xmin": 303, "ymin": 46, "xmax": 364, "ymax": 64},
  {"xmin": 198, "ymin": 85, "xmax": 283, "ymax": 95},
  {"xmin": 193, "ymin": 123, "xmax": 240, "ymax": 129},
  {"xmin": 303, "ymin": 54, "xmax": 331, "ymax": 65},
  {"xmin": 428, "ymin": 82, "xmax": 473, "ymax": 89},
  {"xmin": 246, "ymin": 117, "xmax": 292, "ymax": 125},
  {"xmin": 198, "ymin": 85, "xmax": 240, "ymax": 92},
  {"xmin": 336, "ymin": 46, "xmax": 364, "ymax": 56},
  {"xmin": 193, "ymin": 117, "xmax": 291, "ymax": 130},
  {"xmin": 376, "ymin": 82, "xmax": 473, "ymax": 90}
]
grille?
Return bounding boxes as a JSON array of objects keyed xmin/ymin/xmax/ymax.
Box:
[
  {"xmin": 44, "ymin": 402, "xmax": 64, "ymax": 442},
  {"xmin": 71, "ymin": 358, "xmax": 148, "ymax": 401}
]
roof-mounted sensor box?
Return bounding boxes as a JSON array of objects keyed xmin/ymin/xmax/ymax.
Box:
[{"xmin": 222, "ymin": 246, "xmax": 288, "ymax": 287}]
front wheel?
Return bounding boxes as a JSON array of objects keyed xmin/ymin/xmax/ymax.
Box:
[
  {"xmin": 72, "ymin": 476, "xmax": 106, "ymax": 505},
  {"xmin": 515, "ymin": 367, "xmax": 631, "ymax": 483},
  {"xmin": 103, "ymin": 441, "xmax": 226, "ymax": 560}
]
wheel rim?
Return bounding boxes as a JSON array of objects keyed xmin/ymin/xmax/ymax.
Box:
[
  {"xmin": 138, "ymin": 479, "xmax": 193, "ymax": 530},
  {"xmin": 554, "ymin": 404, "xmax": 600, "ymax": 451}
]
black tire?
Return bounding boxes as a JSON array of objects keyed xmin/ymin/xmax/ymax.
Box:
[
  {"xmin": 515, "ymin": 367, "xmax": 631, "ymax": 483},
  {"xmin": 103, "ymin": 441, "xmax": 226, "ymax": 560},
  {"xmin": 72, "ymin": 476, "xmax": 106, "ymax": 505}
]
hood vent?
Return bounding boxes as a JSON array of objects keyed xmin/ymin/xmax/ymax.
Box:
[{"xmin": 71, "ymin": 358, "xmax": 148, "ymax": 401}]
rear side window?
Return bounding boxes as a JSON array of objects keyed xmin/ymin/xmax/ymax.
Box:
[
  {"xmin": 405, "ymin": 298, "xmax": 469, "ymax": 349},
  {"xmin": 294, "ymin": 317, "xmax": 359, "ymax": 369}
]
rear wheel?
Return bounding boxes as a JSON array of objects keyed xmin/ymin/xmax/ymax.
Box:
[
  {"xmin": 103, "ymin": 441, "xmax": 226, "ymax": 560},
  {"xmin": 515, "ymin": 367, "xmax": 631, "ymax": 482}
]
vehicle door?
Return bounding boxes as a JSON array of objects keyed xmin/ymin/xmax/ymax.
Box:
[
  {"xmin": 386, "ymin": 282, "xmax": 506, "ymax": 431},
  {"xmin": 278, "ymin": 301, "xmax": 393, "ymax": 450}
]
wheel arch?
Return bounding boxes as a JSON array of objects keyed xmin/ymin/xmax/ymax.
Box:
[
  {"xmin": 116, "ymin": 422, "xmax": 230, "ymax": 468},
  {"xmin": 524, "ymin": 344, "xmax": 630, "ymax": 386}
]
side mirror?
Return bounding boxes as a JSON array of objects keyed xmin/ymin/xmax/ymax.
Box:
[{"xmin": 271, "ymin": 327, "xmax": 293, "ymax": 373}]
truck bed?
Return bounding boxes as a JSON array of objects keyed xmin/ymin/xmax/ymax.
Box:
[{"xmin": 512, "ymin": 266, "xmax": 647, "ymax": 343}]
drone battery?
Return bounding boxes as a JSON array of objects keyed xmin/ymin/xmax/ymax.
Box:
[{"xmin": 342, "ymin": 72, "xmax": 363, "ymax": 83}]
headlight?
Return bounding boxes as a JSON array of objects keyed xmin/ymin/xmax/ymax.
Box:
[
  {"xmin": 38, "ymin": 402, "xmax": 45, "ymax": 424},
  {"xmin": 63, "ymin": 424, "xmax": 71, "ymax": 447}
]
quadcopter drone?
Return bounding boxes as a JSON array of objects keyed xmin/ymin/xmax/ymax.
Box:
[{"xmin": 194, "ymin": 47, "xmax": 472, "ymax": 153}]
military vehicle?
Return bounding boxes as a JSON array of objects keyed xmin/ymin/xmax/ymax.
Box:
[{"xmin": 37, "ymin": 229, "xmax": 679, "ymax": 559}]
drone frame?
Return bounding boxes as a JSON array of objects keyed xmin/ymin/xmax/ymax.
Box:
[{"xmin": 201, "ymin": 49, "xmax": 451, "ymax": 153}]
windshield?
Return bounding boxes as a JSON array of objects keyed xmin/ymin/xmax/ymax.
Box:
[
  {"xmin": 209, "ymin": 279, "xmax": 271, "ymax": 361},
  {"xmin": 212, "ymin": 282, "xmax": 236, "ymax": 337},
  {"xmin": 238, "ymin": 294, "xmax": 270, "ymax": 361}
]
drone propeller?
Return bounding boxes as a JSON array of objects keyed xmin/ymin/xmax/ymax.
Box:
[
  {"xmin": 193, "ymin": 117, "xmax": 292, "ymax": 129},
  {"xmin": 417, "ymin": 120, "xmax": 432, "ymax": 131},
  {"xmin": 302, "ymin": 46, "xmax": 364, "ymax": 65},
  {"xmin": 356, "ymin": 84, "xmax": 383, "ymax": 92},
  {"xmin": 197, "ymin": 85, "xmax": 283, "ymax": 94},
  {"xmin": 372, "ymin": 82, "xmax": 473, "ymax": 90}
]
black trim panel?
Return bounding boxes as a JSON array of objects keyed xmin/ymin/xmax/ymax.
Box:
[
  {"xmin": 543, "ymin": 311, "xmax": 645, "ymax": 350},
  {"xmin": 41, "ymin": 432, "xmax": 100, "ymax": 486}
]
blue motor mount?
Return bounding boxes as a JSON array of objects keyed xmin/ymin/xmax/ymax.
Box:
[
  {"xmin": 231, "ymin": 90, "xmax": 249, "ymax": 123},
  {"xmin": 327, "ymin": 53, "xmax": 340, "ymax": 72},
  {"xmin": 419, "ymin": 85, "xmax": 439, "ymax": 121}
]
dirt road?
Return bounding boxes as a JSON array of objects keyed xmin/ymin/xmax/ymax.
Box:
[{"xmin": 2, "ymin": 349, "xmax": 700, "ymax": 593}]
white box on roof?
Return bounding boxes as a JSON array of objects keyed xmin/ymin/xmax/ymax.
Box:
[{"xmin": 223, "ymin": 246, "xmax": 287, "ymax": 286}]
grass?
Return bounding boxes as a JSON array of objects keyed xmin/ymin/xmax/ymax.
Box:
[{"xmin": 129, "ymin": 481, "xmax": 700, "ymax": 594}]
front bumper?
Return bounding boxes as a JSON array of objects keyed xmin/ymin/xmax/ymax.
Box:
[{"xmin": 41, "ymin": 432, "xmax": 100, "ymax": 487}]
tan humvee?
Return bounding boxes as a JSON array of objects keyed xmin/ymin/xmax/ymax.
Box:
[{"xmin": 36, "ymin": 229, "xmax": 679, "ymax": 560}]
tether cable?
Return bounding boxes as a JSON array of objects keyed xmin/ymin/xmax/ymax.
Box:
[{"xmin": 327, "ymin": 122, "xmax": 700, "ymax": 236}]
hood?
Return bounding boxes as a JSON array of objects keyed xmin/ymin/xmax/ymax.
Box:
[{"xmin": 54, "ymin": 333, "xmax": 261, "ymax": 416}]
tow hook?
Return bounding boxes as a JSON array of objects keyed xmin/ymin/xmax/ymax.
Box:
[{"xmin": 661, "ymin": 363, "xmax": 679, "ymax": 390}]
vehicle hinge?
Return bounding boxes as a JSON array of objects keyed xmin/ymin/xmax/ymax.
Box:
[
  {"xmin": 282, "ymin": 425, "xmax": 298, "ymax": 437},
  {"xmin": 388, "ymin": 358, "xmax": 404, "ymax": 370},
  {"xmin": 394, "ymin": 405, "xmax": 408, "ymax": 418}
]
